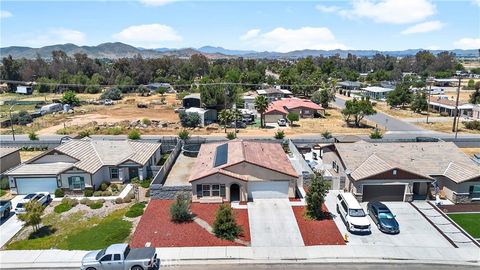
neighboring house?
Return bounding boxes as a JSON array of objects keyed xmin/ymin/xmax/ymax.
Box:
[
  {"xmin": 16, "ymin": 86, "xmax": 33, "ymax": 95},
  {"xmin": 433, "ymin": 78, "xmax": 459, "ymax": 87},
  {"xmin": 243, "ymin": 95, "xmax": 256, "ymax": 110},
  {"xmin": 189, "ymin": 140, "xmax": 298, "ymax": 202},
  {"xmin": 264, "ymin": 98, "xmax": 324, "ymax": 123},
  {"xmin": 337, "ymin": 81, "xmax": 361, "ymax": 91},
  {"xmin": 256, "ymin": 87, "xmax": 292, "ymax": 102},
  {"xmin": 471, "ymin": 104, "xmax": 480, "ymax": 119},
  {"xmin": 185, "ymin": 107, "xmax": 217, "ymax": 127},
  {"xmin": 320, "ymin": 141, "xmax": 480, "ymax": 203},
  {"xmin": 5, "ymin": 139, "xmax": 161, "ymax": 195},
  {"xmin": 182, "ymin": 93, "xmax": 201, "ymax": 109},
  {"xmin": 333, "ymin": 135, "xmax": 362, "ymax": 143},
  {"xmin": 0, "ymin": 148, "xmax": 21, "ymax": 175},
  {"xmin": 361, "ymin": 86, "xmax": 394, "ymax": 100},
  {"xmin": 428, "ymin": 98, "xmax": 474, "ymax": 117}
]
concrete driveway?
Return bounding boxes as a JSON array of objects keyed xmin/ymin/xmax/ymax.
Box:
[
  {"xmin": 248, "ymin": 199, "xmax": 304, "ymax": 247},
  {"xmin": 0, "ymin": 195, "xmax": 25, "ymax": 248},
  {"xmin": 325, "ymin": 191, "xmax": 452, "ymax": 248}
]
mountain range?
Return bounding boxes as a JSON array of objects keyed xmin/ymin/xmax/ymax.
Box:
[{"xmin": 1, "ymin": 42, "xmax": 478, "ymax": 60}]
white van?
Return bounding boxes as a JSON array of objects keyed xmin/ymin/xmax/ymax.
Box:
[
  {"xmin": 427, "ymin": 87, "xmax": 445, "ymax": 95},
  {"xmin": 336, "ymin": 192, "xmax": 371, "ymax": 233}
]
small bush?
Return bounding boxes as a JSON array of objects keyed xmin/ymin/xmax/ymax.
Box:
[
  {"xmin": 54, "ymin": 188, "xmax": 64, "ymax": 198},
  {"xmin": 123, "ymin": 197, "xmax": 132, "ymax": 203},
  {"xmin": 321, "ymin": 130, "xmax": 332, "ymax": 139},
  {"xmin": 274, "ymin": 131, "xmax": 285, "ymax": 139},
  {"xmin": 78, "ymin": 130, "xmax": 91, "ymax": 138},
  {"xmin": 61, "ymin": 197, "xmax": 78, "ymax": 207},
  {"xmin": 54, "ymin": 203, "xmax": 72, "ymax": 213},
  {"xmin": 80, "ymin": 198, "xmax": 91, "ymax": 205},
  {"xmin": 115, "ymin": 197, "xmax": 124, "ymax": 204},
  {"xmin": 140, "ymin": 179, "xmax": 151, "ymax": 189},
  {"xmin": 125, "ymin": 203, "xmax": 146, "ymax": 218},
  {"xmin": 370, "ymin": 129, "xmax": 383, "ymax": 139},
  {"xmin": 178, "ymin": 129, "xmax": 190, "ymax": 140},
  {"xmin": 99, "ymin": 182, "xmax": 109, "ymax": 191},
  {"xmin": 98, "ymin": 198, "xmax": 106, "ymax": 203},
  {"xmin": 101, "ymin": 88, "xmax": 122, "ymax": 100},
  {"xmin": 128, "ymin": 129, "xmax": 141, "ymax": 140},
  {"xmin": 83, "ymin": 188, "xmax": 93, "ymax": 197},
  {"xmin": 226, "ymin": 132, "xmax": 236, "ymax": 140},
  {"xmin": 102, "ymin": 191, "xmax": 112, "ymax": 196},
  {"xmin": 170, "ymin": 194, "xmax": 192, "ymax": 223},
  {"xmin": 142, "ymin": 118, "xmax": 151, "ymax": 125},
  {"xmin": 93, "ymin": 191, "xmax": 103, "ymax": 196},
  {"xmin": 440, "ymin": 112, "xmax": 449, "ymax": 117},
  {"xmin": 89, "ymin": 201, "xmax": 103, "ymax": 209},
  {"xmin": 1, "ymin": 177, "xmax": 10, "ymax": 190},
  {"xmin": 212, "ymin": 204, "xmax": 243, "ymax": 241},
  {"xmin": 110, "ymin": 183, "xmax": 119, "ymax": 192},
  {"xmin": 28, "ymin": 131, "xmax": 39, "ymax": 141},
  {"xmin": 463, "ymin": 120, "xmax": 480, "ymax": 131}
]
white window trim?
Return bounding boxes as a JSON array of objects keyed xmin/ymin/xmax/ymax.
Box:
[{"xmin": 110, "ymin": 167, "xmax": 119, "ymax": 179}]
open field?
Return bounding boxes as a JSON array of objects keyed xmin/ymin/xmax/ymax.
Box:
[{"xmin": 414, "ymin": 120, "xmax": 480, "ymax": 134}]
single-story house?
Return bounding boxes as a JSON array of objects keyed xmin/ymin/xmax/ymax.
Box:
[
  {"xmin": 428, "ymin": 98, "xmax": 474, "ymax": 117},
  {"xmin": 320, "ymin": 141, "xmax": 480, "ymax": 203},
  {"xmin": 361, "ymin": 86, "xmax": 394, "ymax": 100},
  {"xmin": 182, "ymin": 93, "xmax": 201, "ymax": 109},
  {"xmin": 264, "ymin": 98, "xmax": 324, "ymax": 123},
  {"xmin": 473, "ymin": 104, "xmax": 480, "ymax": 119},
  {"xmin": 5, "ymin": 139, "xmax": 161, "ymax": 195},
  {"xmin": 185, "ymin": 107, "xmax": 217, "ymax": 127},
  {"xmin": 16, "ymin": 86, "xmax": 33, "ymax": 95},
  {"xmin": 189, "ymin": 140, "xmax": 298, "ymax": 202},
  {"xmin": 337, "ymin": 81, "xmax": 361, "ymax": 90},
  {"xmin": 243, "ymin": 95, "xmax": 256, "ymax": 110},
  {"xmin": 433, "ymin": 78, "xmax": 459, "ymax": 87},
  {"xmin": 0, "ymin": 147, "xmax": 21, "ymax": 175},
  {"xmin": 256, "ymin": 87, "xmax": 292, "ymax": 102}
]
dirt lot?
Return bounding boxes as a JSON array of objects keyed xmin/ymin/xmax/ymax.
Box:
[
  {"xmin": 414, "ymin": 120, "xmax": 480, "ymax": 134},
  {"xmin": 459, "ymin": 148, "xmax": 480, "ymax": 157}
]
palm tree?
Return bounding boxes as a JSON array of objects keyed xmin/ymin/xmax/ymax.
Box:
[
  {"xmin": 254, "ymin": 95, "xmax": 269, "ymax": 128},
  {"xmin": 218, "ymin": 109, "xmax": 232, "ymax": 133}
]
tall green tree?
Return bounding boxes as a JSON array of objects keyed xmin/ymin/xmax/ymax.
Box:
[
  {"xmin": 312, "ymin": 88, "xmax": 335, "ymax": 108},
  {"xmin": 61, "ymin": 90, "xmax": 80, "ymax": 106},
  {"xmin": 17, "ymin": 201, "xmax": 44, "ymax": 232},
  {"xmin": 287, "ymin": 112, "xmax": 299, "ymax": 126},
  {"xmin": 305, "ymin": 173, "xmax": 329, "ymax": 220},
  {"xmin": 341, "ymin": 98, "xmax": 376, "ymax": 127},
  {"xmin": 218, "ymin": 109, "xmax": 233, "ymax": 133},
  {"xmin": 254, "ymin": 95, "xmax": 269, "ymax": 128},
  {"xmin": 410, "ymin": 92, "xmax": 428, "ymax": 113},
  {"xmin": 212, "ymin": 204, "xmax": 243, "ymax": 241},
  {"xmin": 387, "ymin": 83, "xmax": 413, "ymax": 109},
  {"xmin": 1, "ymin": 55, "xmax": 21, "ymax": 92},
  {"xmin": 469, "ymin": 82, "xmax": 480, "ymax": 104}
]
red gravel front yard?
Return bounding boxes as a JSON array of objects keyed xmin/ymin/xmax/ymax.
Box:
[
  {"xmin": 292, "ymin": 206, "xmax": 345, "ymax": 246},
  {"xmin": 130, "ymin": 200, "xmax": 250, "ymax": 248}
]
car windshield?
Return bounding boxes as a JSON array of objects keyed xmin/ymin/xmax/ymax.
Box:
[
  {"xmin": 123, "ymin": 245, "xmax": 130, "ymax": 258},
  {"xmin": 349, "ymin": 209, "xmax": 366, "ymax": 217},
  {"xmin": 96, "ymin": 249, "xmax": 106, "ymax": 260},
  {"xmin": 0, "ymin": 201, "xmax": 8, "ymax": 206},
  {"xmin": 378, "ymin": 212, "xmax": 394, "ymax": 219},
  {"xmin": 24, "ymin": 194, "xmax": 35, "ymax": 200},
  {"xmin": 16, "ymin": 203, "xmax": 24, "ymax": 208}
]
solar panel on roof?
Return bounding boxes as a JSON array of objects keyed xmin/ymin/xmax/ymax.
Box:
[{"xmin": 213, "ymin": 143, "xmax": 228, "ymax": 167}]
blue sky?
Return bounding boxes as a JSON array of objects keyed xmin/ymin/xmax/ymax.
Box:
[{"xmin": 1, "ymin": 0, "xmax": 479, "ymax": 51}]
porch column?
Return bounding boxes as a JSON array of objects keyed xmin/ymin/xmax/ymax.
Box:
[
  {"xmin": 138, "ymin": 167, "xmax": 144, "ymax": 181},
  {"xmin": 119, "ymin": 168, "xmax": 124, "ymax": 181}
]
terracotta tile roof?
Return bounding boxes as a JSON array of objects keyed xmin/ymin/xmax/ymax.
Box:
[
  {"xmin": 335, "ymin": 141, "xmax": 480, "ymax": 183},
  {"xmin": 189, "ymin": 140, "xmax": 298, "ymax": 182},
  {"xmin": 265, "ymin": 98, "xmax": 324, "ymax": 115}
]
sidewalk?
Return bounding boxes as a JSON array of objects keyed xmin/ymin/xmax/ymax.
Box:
[{"xmin": 0, "ymin": 245, "xmax": 478, "ymax": 269}]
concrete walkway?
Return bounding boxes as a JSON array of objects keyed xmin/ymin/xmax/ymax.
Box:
[
  {"xmin": 1, "ymin": 245, "xmax": 478, "ymax": 269},
  {"xmin": 411, "ymin": 201, "xmax": 479, "ymax": 249},
  {"xmin": 248, "ymin": 199, "xmax": 304, "ymax": 247},
  {"xmin": 0, "ymin": 195, "xmax": 26, "ymax": 248}
]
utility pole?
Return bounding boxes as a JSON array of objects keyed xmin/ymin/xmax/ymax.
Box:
[
  {"xmin": 426, "ymin": 78, "xmax": 432, "ymax": 124},
  {"xmin": 452, "ymin": 77, "xmax": 461, "ymax": 138},
  {"xmin": 8, "ymin": 105, "xmax": 15, "ymax": 141},
  {"xmin": 223, "ymin": 85, "xmax": 228, "ymax": 133}
]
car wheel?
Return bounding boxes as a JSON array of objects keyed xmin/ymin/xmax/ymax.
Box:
[
  {"xmin": 86, "ymin": 267, "xmax": 97, "ymax": 270},
  {"xmin": 131, "ymin": 266, "xmax": 144, "ymax": 270}
]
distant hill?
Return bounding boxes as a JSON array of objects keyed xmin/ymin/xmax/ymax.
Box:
[{"xmin": 1, "ymin": 42, "xmax": 478, "ymax": 59}]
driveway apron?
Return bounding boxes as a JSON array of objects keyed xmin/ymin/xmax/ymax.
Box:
[{"xmin": 248, "ymin": 199, "xmax": 304, "ymax": 247}]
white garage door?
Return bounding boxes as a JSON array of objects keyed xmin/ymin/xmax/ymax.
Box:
[
  {"xmin": 248, "ymin": 181, "xmax": 289, "ymax": 199},
  {"xmin": 265, "ymin": 114, "xmax": 284, "ymax": 123},
  {"xmin": 16, "ymin": 178, "xmax": 58, "ymax": 194}
]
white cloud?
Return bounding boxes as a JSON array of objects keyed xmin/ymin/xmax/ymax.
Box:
[
  {"xmin": 322, "ymin": 0, "xmax": 436, "ymax": 24},
  {"xmin": 26, "ymin": 28, "xmax": 86, "ymax": 47},
  {"xmin": 138, "ymin": 0, "xmax": 176, "ymax": 7},
  {"xmin": 240, "ymin": 27, "xmax": 347, "ymax": 52},
  {"xmin": 315, "ymin": 5, "xmax": 340, "ymax": 13},
  {"xmin": 401, "ymin": 21, "xmax": 444, "ymax": 35},
  {"xmin": 240, "ymin": 29, "xmax": 260, "ymax": 41},
  {"xmin": 473, "ymin": 0, "xmax": 480, "ymax": 7},
  {"xmin": 0, "ymin": 10, "xmax": 13, "ymax": 19},
  {"xmin": 453, "ymin": 38, "xmax": 480, "ymax": 49},
  {"xmin": 113, "ymin": 24, "xmax": 182, "ymax": 48}
]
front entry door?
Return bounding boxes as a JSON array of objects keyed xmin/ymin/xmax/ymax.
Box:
[{"xmin": 128, "ymin": 167, "xmax": 139, "ymax": 180}]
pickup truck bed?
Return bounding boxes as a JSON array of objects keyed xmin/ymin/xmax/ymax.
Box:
[{"xmin": 126, "ymin": 247, "xmax": 156, "ymax": 261}]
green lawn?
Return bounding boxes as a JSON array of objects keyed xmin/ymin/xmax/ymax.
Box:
[
  {"xmin": 7, "ymin": 206, "xmax": 132, "ymax": 250},
  {"xmin": 447, "ymin": 213, "xmax": 480, "ymax": 238},
  {"xmin": 0, "ymin": 189, "xmax": 6, "ymax": 197}
]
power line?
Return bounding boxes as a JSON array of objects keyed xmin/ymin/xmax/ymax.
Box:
[{"xmin": 0, "ymin": 79, "xmax": 328, "ymax": 88}]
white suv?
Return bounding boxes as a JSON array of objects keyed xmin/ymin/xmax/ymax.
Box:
[
  {"xmin": 15, "ymin": 192, "xmax": 51, "ymax": 214},
  {"xmin": 336, "ymin": 192, "xmax": 371, "ymax": 233}
]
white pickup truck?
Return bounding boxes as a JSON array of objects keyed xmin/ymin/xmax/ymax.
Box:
[{"xmin": 81, "ymin": 244, "xmax": 158, "ymax": 270}]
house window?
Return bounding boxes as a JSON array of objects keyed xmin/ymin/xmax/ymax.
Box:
[
  {"xmin": 197, "ymin": 184, "xmax": 226, "ymax": 197},
  {"xmin": 202, "ymin": 184, "xmax": 211, "ymax": 197},
  {"xmin": 393, "ymin": 169, "xmax": 397, "ymax": 175},
  {"xmin": 303, "ymin": 109, "xmax": 310, "ymax": 114},
  {"xmin": 110, "ymin": 168, "xmax": 119, "ymax": 179},
  {"xmin": 332, "ymin": 161, "xmax": 339, "ymax": 173},
  {"xmin": 68, "ymin": 176, "xmax": 85, "ymax": 190},
  {"xmin": 469, "ymin": 185, "xmax": 480, "ymax": 199}
]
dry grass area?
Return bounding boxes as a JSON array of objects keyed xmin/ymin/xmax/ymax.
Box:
[
  {"xmin": 415, "ymin": 120, "xmax": 480, "ymax": 134},
  {"xmin": 373, "ymin": 102, "xmax": 433, "ymax": 119},
  {"xmin": 459, "ymin": 148, "xmax": 480, "ymax": 157},
  {"xmin": 19, "ymin": 150, "xmax": 45, "ymax": 162},
  {"xmin": 443, "ymin": 90, "xmax": 474, "ymax": 103}
]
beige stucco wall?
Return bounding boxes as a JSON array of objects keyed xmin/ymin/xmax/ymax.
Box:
[
  {"xmin": 191, "ymin": 173, "xmax": 247, "ymax": 202},
  {"xmin": 0, "ymin": 151, "xmax": 21, "ymax": 174},
  {"xmin": 436, "ymin": 176, "xmax": 480, "ymax": 202},
  {"xmin": 227, "ymin": 162, "xmax": 297, "ymax": 181}
]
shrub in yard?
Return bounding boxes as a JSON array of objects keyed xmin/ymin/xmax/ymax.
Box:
[
  {"xmin": 128, "ymin": 129, "xmax": 141, "ymax": 140},
  {"xmin": 226, "ymin": 132, "xmax": 236, "ymax": 140},
  {"xmin": 305, "ymin": 173, "xmax": 330, "ymax": 220},
  {"xmin": 62, "ymin": 197, "xmax": 79, "ymax": 207},
  {"xmin": 99, "ymin": 182, "xmax": 109, "ymax": 191},
  {"xmin": 83, "ymin": 188, "xmax": 93, "ymax": 197},
  {"xmin": 125, "ymin": 203, "xmax": 146, "ymax": 218},
  {"xmin": 369, "ymin": 129, "xmax": 383, "ymax": 139},
  {"xmin": 54, "ymin": 203, "xmax": 72, "ymax": 213},
  {"xmin": 89, "ymin": 201, "xmax": 103, "ymax": 209},
  {"xmin": 212, "ymin": 204, "xmax": 243, "ymax": 241},
  {"xmin": 115, "ymin": 197, "xmax": 124, "ymax": 204},
  {"xmin": 142, "ymin": 118, "xmax": 151, "ymax": 125},
  {"xmin": 321, "ymin": 130, "xmax": 332, "ymax": 139},
  {"xmin": 54, "ymin": 188, "xmax": 64, "ymax": 198},
  {"xmin": 170, "ymin": 194, "xmax": 192, "ymax": 223},
  {"xmin": 122, "ymin": 197, "xmax": 132, "ymax": 203},
  {"xmin": 0, "ymin": 177, "xmax": 9, "ymax": 190},
  {"xmin": 178, "ymin": 129, "xmax": 190, "ymax": 140},
  {"xmin": 140, "ymin": 179, "xmax": 151, "ymax": 189},
  {"xmin": 110, "ymin": 183, "xmax": 119, "ymax": 192},
  {"xmin": 98, "ymin": 198, "xmax": 106, "ymax": 203},
  {"xmin": 101, "ymin": 87, "xmax": 122, "ymax": 100},
  {"xmin": 80, "ymin": 198, "xmax": 91, "ymax": 205},
  {"xmin": 440, "ymin": 111, "xmax": 449, "ymax": 117},
  {"xmin": 93, "ymin": 191, "xmax": 103, "ymax": 196},
  {"xmin": 102, "ymin": 191, "xmax": 112, "ymax": 196},
  {"xmin": 463, "ymin": 120, "xmax": 480, "ymax": 131},
  {"xmin": 274, "ymin": 131, "xmax": 285, "ymax": 139},
  {"xmin": 78, "ymin": 130, "xmax": 91, "ymax": 138},
  {"xmin": 28, "ymin": 131, "xmax": 39, "ymax": 141}
]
